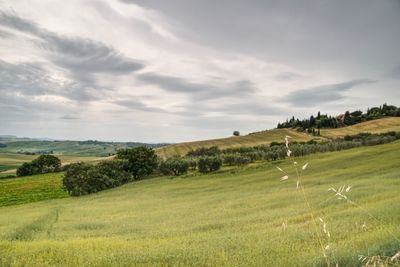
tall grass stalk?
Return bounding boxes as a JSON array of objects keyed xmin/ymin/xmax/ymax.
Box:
[{"xmin": 278, "ymin": 136, "xmax": 331, "ymax": 266}]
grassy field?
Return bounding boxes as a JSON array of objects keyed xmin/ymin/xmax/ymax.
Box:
[
  {"xmin": 156, "ymin": 117, "xmax": 400, "ymax": 158},
  {"xmin": 0, "ymin": 138, "xmax": 167, "ymax": 157},
  {"xmin": 0, "ymin": 173, "xmax": 67, "ymax": 207},
  {"xmin": 0, "ymin": 141, "xmax": 399, "ymax": 266},
  {"xmin": 156, "ymin": 128, "xmax": 316, "ymax": 158},
  {"xmin": 0, "ymin": 153, "xmax": 104, "ymax": 177},
  {"xmin": 320, "ymin": 117, "xmax": 400, "ymax": 138}
]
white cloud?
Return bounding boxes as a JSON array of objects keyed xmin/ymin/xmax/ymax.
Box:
[{"xmin": 0, "ymin": 0, "xmax": 399, "ymax": 142}]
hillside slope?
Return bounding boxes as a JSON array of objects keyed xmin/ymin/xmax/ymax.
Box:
[
  {"xmin": 320, "ymin": 116, "xmax": 400, "ymax": 138},
  {"xmin": 156, "ymin": 128, "xmax": 316, "ymax": 158},
  {"xmin": 156, "ymin": 117, "xmax": 400, "ymax": 158},
  {"xmin": 0, "ymin": 138, "xmax": 167, "ymax": 156},
  {"xmin": 0, "ymin": 141, "xmax": 399, "ymax": 266}
]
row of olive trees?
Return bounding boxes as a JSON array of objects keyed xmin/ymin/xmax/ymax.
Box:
[
  {"xmin": 184, "ymin": 131, "xmax": 400, "ymax": 167},
  {"xmin": 159, "ymin": 155, "xmax": 222, "ymax": 176}
]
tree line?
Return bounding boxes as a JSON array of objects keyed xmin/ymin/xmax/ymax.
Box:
[{"xmin": 277, "ymin": 103, "xmax": 400, "ymax": 134}]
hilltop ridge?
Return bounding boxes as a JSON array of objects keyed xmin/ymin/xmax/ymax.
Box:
[{"xmin": 156, "ymin": 116, "xmax": 400, "ymax": 158}]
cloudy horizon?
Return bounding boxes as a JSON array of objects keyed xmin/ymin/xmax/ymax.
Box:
[{"xmin": 0, "ymin": 0, "xmax": 399, "ymax": 143}]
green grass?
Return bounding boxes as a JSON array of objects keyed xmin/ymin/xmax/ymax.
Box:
[
  {"xmin": 156, "ymin": 117, "xmax": 400, "ymax": 158},
  {"xmin": 320, "ymin": 117, "xmax": 400, "ymax": 138},
  {"xmin": 0, "ymin": 139, "xmax": 165, "ymax": 157},
  {"xmin": 0, "ymin": 141, "xmax": 399, "ymax": 266},
  {"xmin": 156, "ymin": 128, "xmax": 316, "ymax": 158},
  {"xmin": 0, "ymin": 173, "xmax": 68, "ymax": 207}
]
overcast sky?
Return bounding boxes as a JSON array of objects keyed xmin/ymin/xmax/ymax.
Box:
[{"xmin": 0, "ymin": 0, "xmax": 399, "ymax": 142}]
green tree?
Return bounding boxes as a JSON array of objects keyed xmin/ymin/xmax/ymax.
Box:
[
  {"xmin": 159, "ymin": 156, "xmax": 189, "ymax": 176},
  {"xmin": 233, "ymin": 131, "xmax": 240, "ymax": 136},
  {"xmin": 198, "ymin": 156, "xmax": 222, "ymax": 173},
  {"xmin": 34, "ymin": 155, "xmax": 61, "ymax": 173},
  {"xmin": 62, "ymin": 162, "xmax": 93, "ymax": 196},
  {"xmin": 16, "ymin": 162, "xmax": 36, "ymax": 176},
  {"xmin": 116, "ymin": 146, "xmax": 158, "ymax": 179},
  {"xmin": 16, "ymin": 155, "xmax": 61, "ymax": 176},
  {"xmin": 62, "ymin": 160, "xmax": 134, "ymax": 196}
]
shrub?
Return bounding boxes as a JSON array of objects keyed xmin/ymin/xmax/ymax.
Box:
[
  {"xmin": 116, "ymin": 146, "xmax": 158, "ymax": 180},
  {"xmin": 95, "ymin": 160, "xmax": 133, "ymax": 185},
  {"xmin": 198, "ymin": 156, "xmax": 222, "ymax": 173},
  {"xmin": 62, "ymin": 160, "xmax": 132, "ymax": 196},
  {"xmin": 234, "ymin": 155, "xmax": 251, "ymax": 166},
  {"xmin": 223, "ymin": 154, "xmax": 237, "ymax": 166},
  {"xmin": 186, "ymin": 146, "xmax": 221, "ymax": 157},
  {"xmin": 62, "ymin": 162, "xmax": 93, "ymax": 196},
  {"xmin": 16, "ymin": 162, "xmax": 37, "ymax": 176},
  {"xmin": 159, "ymin": 156, "xmax": 189, "ymax": 176},
  {"xmin": 16, "ymin": 155, "xmax": 61, "ymax": 176},
  {"xmin": 223, "ymin": 154, "xmax": 251, "ymax": 166},
  {"xmin": 34, "ymin": 155, "xmax": 61, "ymax": 173},
  {"xmin": 233, "ymin": 131, "xmax": 240, "ymax": 136},
  {"xmin": 187, "ymin": 158, "xmax": 197, "ymax": 170}
]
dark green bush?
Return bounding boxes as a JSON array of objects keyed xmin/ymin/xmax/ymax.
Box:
[
  {"xmin": 62, "ymin": 162, "xmax": 93, "ymax": 196},
  {"xmin": 234, "ymin": 155, "xmax": 251, "ymax": 166},
  {"xmin": 116, "ymin": 146, "xmax": 158, "ymax": 180},
  {"xmin": 16, "ymin": 162, "xmax": 37, "ymax": 176},
  {"xmin": 159, "ymin": 156, "xmax": 189, "ymax": 176},
  {"xmin": 223, "ymin": 154, "xmax": 237, "ymax": 166},
  {"xmin": 62, "ymin": 160, "xmax": 132, "ymax": 196},
  {"xmin": 186, "ymin": 146, "xmax": 221, "ymax": 157},
  {"xmin": 187, "ymin": 158, "xmax": 197, "ymax": 170},
  {"xmin": 198, "ymin": 156, "xmax": 222, "ymax": 173},
  {"xmin": 223, "ymin": 154, "xmax": 251, "ymax": 166},
  {"xmin": 16, "ymin": 155, "xmax": 61, "ymax": 176}
]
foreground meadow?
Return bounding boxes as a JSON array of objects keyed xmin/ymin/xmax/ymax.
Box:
[{"xmin": 0, "ymin": 141, "xmax": 399, "ymax": 266}]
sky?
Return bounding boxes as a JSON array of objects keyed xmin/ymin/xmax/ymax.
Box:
[{"xmin": 0, "ymin": 0, "xmax": 399, "ymax": 143}]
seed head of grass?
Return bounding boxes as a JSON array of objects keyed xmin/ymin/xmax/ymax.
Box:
[
  {"xmin": 302, "ymin": 163, "xmax": 309, "ymax": 170},
  {"xmin": 280, "ymin": 175, "xmax": 289, "ymax": 181},
  {"xmin": 328, "ymin": 185, "xmax": 352, "ymax": 201}
]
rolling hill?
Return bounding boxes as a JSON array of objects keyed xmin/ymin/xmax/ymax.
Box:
[
  {"xmin": 0, "ymin": 137, "xmax": 168, "ymax": 157},
  {"xmin": 0, "ymin": 141, "xmax": 399, "ymax": 266},
  {"xmin": 156, "ymin": 117, "xmax": 400, "ymax": 158}
]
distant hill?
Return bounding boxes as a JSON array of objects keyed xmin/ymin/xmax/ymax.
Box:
[
  {"xmin": 277, "ymin": 103, "xmax": 399, "ymax": 133},
  {"xmin": 0, "ymin": 136, "xmax": 170, "ymax": 156},
  {"xmin": 156, "ymin": 117, "xmax": 400, "ymax": 158}
]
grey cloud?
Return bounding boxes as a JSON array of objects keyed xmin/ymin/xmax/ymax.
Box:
[
  {"xmin": 43, "ymin": 35, "xmax": 144, "ymax": 74},
  {"xmin": 137, "ymin": 72, "xmax": 257, "ymax": 100},
  {"xmin": 113, "ymin": 99, "xmax": 166, "ymax": 113},
  {"xmin": 172, "ymin": 98, "xmax": 286, "ymax": 120},
  {"xmin": 178, "ymin": 115, "xmax": 266, "ymax": 132},
  {"xmin": 0, "ymin": 12, "xmax": 144, "ymax": 89},
  {"xmin": 387, "ymin": 64, "xmax": 400, "ymax": 80},
  {"xmin": 282, "ymin": 79, "xmax": 375, "ymax": 107},
  {"xmin": 60, "ymin": 115, "xmax": 79, "ymax": 120},
  {"xmin": 0, "ymin": 60, "xmax": 50, "ymax": 96},
  {"xmin": 218, "ymin": 102, "xmax": 285, "ymax": 116},
  {"xmin": 124, "ymin": 0, "xmax": 400, "ymax": 76},
  {"xmin": 0, "ymin": 60, "xmax": 100, "ymax": 102},
  {"xmin": 0, "ymin": 88, "xmax": 70, "ymax": 115},
  {"xmin": 0, "ymin": 28, "xmax": 13, "ymax": 38},
  {"xmin": 274, "ymin": 72, "xmax": 302, "ymax": 81}
]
